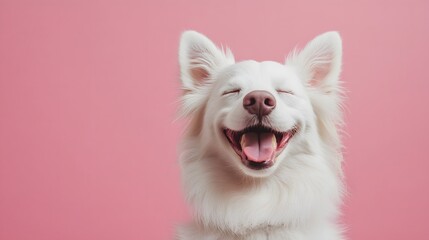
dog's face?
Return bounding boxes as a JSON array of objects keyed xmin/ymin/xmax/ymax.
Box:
[
  {"xmin": 202, "ymin": 61, "xmax": 313, "ymax": 177},
  {"xmin": 179, "ymin": 31, "xmax": 342, "ymax": 178}
]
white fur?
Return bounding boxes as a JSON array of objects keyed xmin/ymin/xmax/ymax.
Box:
[{"xmin": 177, "ymin": 31, "xmax": 345, "ymax": 240}]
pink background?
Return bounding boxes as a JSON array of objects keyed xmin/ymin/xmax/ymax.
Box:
[{"xmin": 1, "ymin": 0, "xmax": 428, "ymax": 239}]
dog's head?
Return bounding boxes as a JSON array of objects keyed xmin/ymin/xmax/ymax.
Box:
[{"xmin": 179, "ymin": 31, "xmax": 342, "ymax": 178}]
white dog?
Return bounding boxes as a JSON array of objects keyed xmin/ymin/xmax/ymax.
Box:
[{"xmin": 176, "ymin": 31, "xmax": 345, "ymax": 240}]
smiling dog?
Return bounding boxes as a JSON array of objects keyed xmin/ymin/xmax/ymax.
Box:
[{"xmin": 177, "ymin": 31, "xmax": 345, "ymax": 240}]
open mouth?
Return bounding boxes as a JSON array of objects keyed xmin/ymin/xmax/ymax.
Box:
[{"xmin": 223, "ymin": 125, "xmax": 297, "ymax": 170}]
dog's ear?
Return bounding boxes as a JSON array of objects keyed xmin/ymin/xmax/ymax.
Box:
[
  {"xmin": 178, "ymin": 31, "xmax": 234, "ymax": 119},
  {"xmin": 288, "ymin": 32, "xmax": 344, "ymax": 175},
  {"xmin": 287, "ymin": 31, "xmax": 342, "ymax": 93},
  {"xmin": 179, "ymin": 31, "xmax": 234, "ymax": 92}
]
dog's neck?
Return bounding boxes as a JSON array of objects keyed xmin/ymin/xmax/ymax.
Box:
[{"xmin": 196, "ymin": 220, "xmax": 311, "ymax": 239}]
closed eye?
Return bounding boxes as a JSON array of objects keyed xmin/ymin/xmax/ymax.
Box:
[
  {"xmin": 277, "ymin": 89, "xmax": 294, "ymax": 95},
  {"xmin": 222, "ymin": 89, "xmax": 241, "ymax": 96}
]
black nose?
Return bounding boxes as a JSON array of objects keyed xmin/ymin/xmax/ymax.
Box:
[{"xmin": 243, "ymin": 90, "xmax": 276, "ymax": 117}]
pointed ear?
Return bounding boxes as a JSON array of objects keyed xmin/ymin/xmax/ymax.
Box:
[
  {"xmin": 288, "ymin": 32, "xmax": 344, "ymax": 175},
  {"xmin": 179, "ymin": 31, "xmax": 234, "ymax": 92},
  {"xmin": 288, "ymin": 32, "xmax": 342, "ymax": 92}
]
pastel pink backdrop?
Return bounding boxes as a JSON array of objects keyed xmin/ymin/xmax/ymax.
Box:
[{"xmin": 1, "ymin": 0, "xmax": 428, "ymax": 239}]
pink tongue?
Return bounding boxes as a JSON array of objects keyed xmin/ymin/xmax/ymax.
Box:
[{"xmin": 241, "ymin": 132, "xmax": 276, "ymax": 162}]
